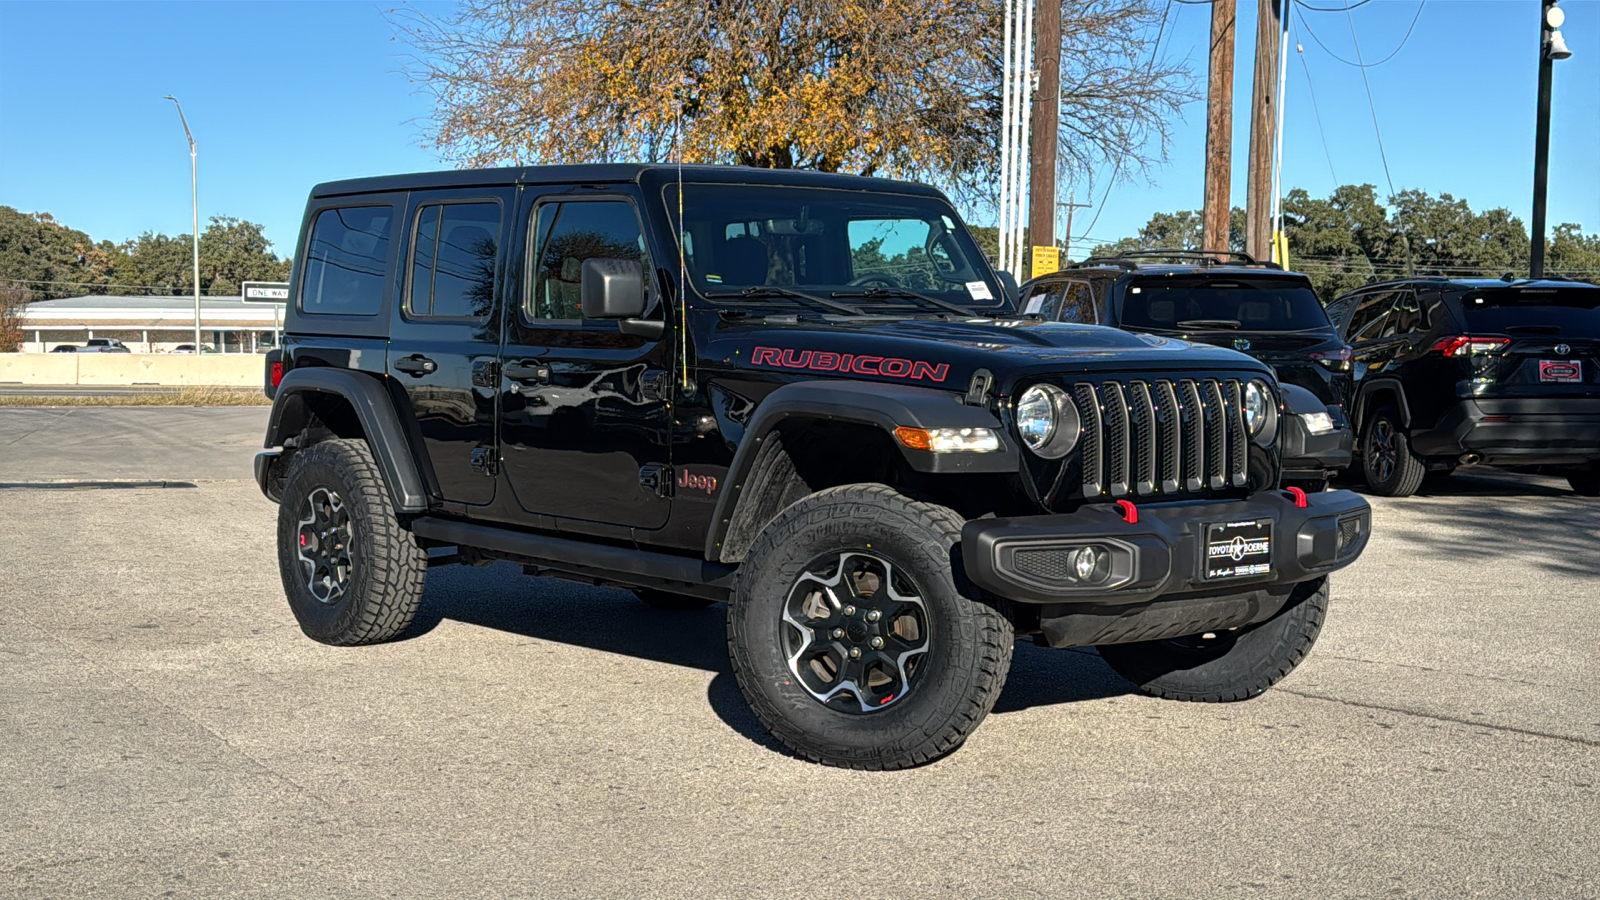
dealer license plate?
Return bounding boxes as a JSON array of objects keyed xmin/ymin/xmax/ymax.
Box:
[
  {"xmin": 1203, "ymin": 519, "xmax": 1273, "ymax": 580},
  {"xmin": 1539, "ymin": 360, "xmax": 1582, "ymax": 383}
]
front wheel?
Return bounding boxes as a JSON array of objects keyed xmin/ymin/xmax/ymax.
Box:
[
  {"xmin": 276, "ymin": 439, "xmax": 427, "ymax": 645},
  {"xmin": 1097, "ymin": 576, "xmax": 1328, "ymax": 702},
  {"xmin": 727, "ymin": 484, "xmax": 1014, "ymax": 770}
]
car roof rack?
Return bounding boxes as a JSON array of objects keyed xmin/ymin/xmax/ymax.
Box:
[{"xmin": 1068, "ymin": 248, "xmax": 1283, "ymax": 271}]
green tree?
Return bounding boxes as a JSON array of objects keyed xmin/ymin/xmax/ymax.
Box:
[
  {"xmin": 0, "ymin": 207, "xmax": 117, "ymax": 299},
  {"xmin": 118, "ymin": 216, "xmax": 291, "ymax": 295}
]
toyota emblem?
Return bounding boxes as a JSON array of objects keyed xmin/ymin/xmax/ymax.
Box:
[
  {"xmin": 1555, "ymin": 343, "xmax": 1572, "ymax": 356},
  {"xmin": 1233, "ymin": 338, "xmax": 1252, "ymax": 352}
]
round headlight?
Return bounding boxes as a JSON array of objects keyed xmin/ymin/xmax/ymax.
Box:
[
  {"xmin": 1015, "ymin": 384, "xmax": 1081, "ymax": 459},
  {"xmin": 1244, "ymin": 380, "xmax": 1274, "ymax": 437},
  {"xmin": 1016, "ymin": 385, "xmax": 1057, "ymax": 449}
]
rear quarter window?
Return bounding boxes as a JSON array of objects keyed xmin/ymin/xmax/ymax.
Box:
[{"xmin": 300, "ymin": 206, "xmax": 396, "ymax": 316}]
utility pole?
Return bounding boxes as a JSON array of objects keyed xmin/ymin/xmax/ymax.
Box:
[
  {"xmin": 1060, "ymin": 193, "xmax": 1092, "ymax": 262},
  {"xmin": 1530, "ymin": 0, "xmax": 1572, "ymax": 279},
  {"xmin": 1246, "ymin": 0, "xmax": 1282, "ymax": 261},
  {"xmin": 1029, "ymin": 0, "xmax": 1062, "ymax": 277},
  {"xmin": 164, "ymin": 95, "xmax": 201, "ymax": 352},
  {"xmin": 1203, "ymin": 0, "xmax": 1238, "ymax": 253}
]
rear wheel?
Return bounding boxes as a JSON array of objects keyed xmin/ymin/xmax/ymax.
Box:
[
  {"xmin": 276, "ymin": 439, "xmax": 427, "ymax": 645},
  {"xmin": 1097, "ymin": 577, "xmax": 1328, "ymax": 702},
  {"xmin": 1569, "ymin": 465, "xmax": 1600, "ymax": 497},
  {"xmin": 727, "ymin": 484, "xmax": 1013, "ymax": 770},
  {"xmin": 1360, "ymin": 406, "xmax": 1425, "ymax": 497}
]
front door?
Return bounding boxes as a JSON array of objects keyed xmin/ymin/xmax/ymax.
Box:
[
  {"xmin": 387, "ymin": 189, "xmax": 513, "ymax": 507},
  {"xmin": 497, "ymin": 191, "xmax": 674, "ymax": 530}
]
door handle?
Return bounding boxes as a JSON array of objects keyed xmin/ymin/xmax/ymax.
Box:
[
  {"xmin": 503, "ymin": 361, "xmax": 550, "ymax": 383},
  {"xmin": 394, "ymin": 355, "xmax": 437, "ymax": 377}
]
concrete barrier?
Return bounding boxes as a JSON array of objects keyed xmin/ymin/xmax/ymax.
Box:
[{"xmin": 0, "ymin": 353, "xmax": 264, "ymax": 387}]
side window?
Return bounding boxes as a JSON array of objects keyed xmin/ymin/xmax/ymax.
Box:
[
  {"xmin": 1058, "ymin": 282, "xmax": 1096, "ymax": 324},
  {"xmin": 1021, "ymin": 283, "xmax": 1063, "ymax": 317},
  {"xmin": 1346, "ymin": 291, "xmax": 1398, "ymax": 344},
  {"xmin": 407, "ymin": 202, "xmax": 500, "ymax": 319},
  {"xmin": 527, "ymin": 200, "xmax": 646, "ymax": 322},
  {"xmin": 1388, "ymin": 290, "xmax": 1424, "ymax": 335},
  {"xmin": 300, "ymin": 206, "xmax": 394, "ymax": 316}
]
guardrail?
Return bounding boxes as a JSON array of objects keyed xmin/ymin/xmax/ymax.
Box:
[{"xmin": 0, "ymin": 353, "xmax": 264, "ymax": 387}]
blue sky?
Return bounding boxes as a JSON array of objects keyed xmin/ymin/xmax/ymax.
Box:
[{"xmin": 1, "ymin": 0, "xmax": 1597, "ymax": 264}]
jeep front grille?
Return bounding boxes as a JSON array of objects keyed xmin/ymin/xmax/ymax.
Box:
[{"xmin": 1068, "ymin": 378, "xmax": 1250, "ymax": 499}]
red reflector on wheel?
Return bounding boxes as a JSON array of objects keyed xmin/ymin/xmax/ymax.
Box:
[
  {"xmin": 299, "ymin": 534, "xmax": 306, "ymax": 547},
  {"xmin": 880, "ymin": 695, "xmax": 893, "ymax": 705}
]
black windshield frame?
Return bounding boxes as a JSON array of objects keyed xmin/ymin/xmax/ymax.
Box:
[
  {"xmin": 659, "ymin": 183, "xmax": 1006, "ymax": 314},
  {"xmin": 1117, "ymin": 275, "xmax": 1334, "ymax": 333}
]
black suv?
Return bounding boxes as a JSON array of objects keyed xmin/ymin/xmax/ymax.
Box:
[
  {"xmin": 1020, "ymin": 250, "xmax": 1354, "ymax": 491},
  {"xmin": 256, "ymin": 166, "xmax": 1370, "ymax": 769},
  {"xmin": 1327, "ymin": 276, "xmax": 1600, "ymax": 496}
]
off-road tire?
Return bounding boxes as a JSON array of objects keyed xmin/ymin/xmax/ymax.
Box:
[
  {"xmin": 1569, "ymin": 465, "xmax": 1600, "ymax": 497},
  {"xmin": 1096, "ymin": 576, "xmax": 1329, "ymax": 702},
  {"xmin": 276, "ymin": 439, "xmax": 427, "ymax": 645},
  {"xmin": 634, "ymin": 588, "xmax": 716, "ymax": 610},
  {"xmin": 1360, "ymin": 405, "xmax": 1425, "ymax": 497},
  {"xmin": 727, "ymin": 484, "xmax": 1014, "ymax": 770}
]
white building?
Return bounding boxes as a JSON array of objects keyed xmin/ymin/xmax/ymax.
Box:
[{"xmin": 18, "ymin": 295, "xmax": 286, "ymax": 353}]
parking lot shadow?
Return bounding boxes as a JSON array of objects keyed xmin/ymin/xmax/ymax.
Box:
[{"xmin": 405, "ymin": 562, "xmax": 1135, "ymax": 747}]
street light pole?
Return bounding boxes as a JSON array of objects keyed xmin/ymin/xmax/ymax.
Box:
[
  {"xmin": 164, "ymin": 95, "xmax": 202, "ymax": 351},
  {"xmin": 1530, "ymin": 0, "xmax": 1572, "ymax": 279}
]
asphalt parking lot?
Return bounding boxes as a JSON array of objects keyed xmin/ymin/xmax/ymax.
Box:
[{"xmin": 2, "ymin": 407, "xmax": 1596, "ymax": 899}]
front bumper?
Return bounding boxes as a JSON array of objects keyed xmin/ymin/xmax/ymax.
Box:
[
  {"xmin": 961, "ymin": 489, "xmax": 1370, "ymax": 647},
  {"xmin": 1411, "ymin": 398, "xmax": 1600, "ymax": 466}
]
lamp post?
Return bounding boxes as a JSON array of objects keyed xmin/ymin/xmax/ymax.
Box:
[
  {"xmin": 163, "ymin": 95, "xmax": 202, "ymax": 352},
  {"xmin": 1530, "ymin": 0, "xmax": 1573, "ymax": 279}
]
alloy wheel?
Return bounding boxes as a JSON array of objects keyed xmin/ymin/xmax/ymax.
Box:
[
  {"xmin": 1368, "ymin": 419, "xmax": 1398, "ymax": 483},
  {"xmin": 296, "ymin": 486, "xmax": 354, "ymax": 604},
  {"xmin": 780, "ymin": 551, "xmax": 931, "ymax": 713}
]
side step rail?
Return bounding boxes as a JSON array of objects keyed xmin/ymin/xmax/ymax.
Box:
[{"xmin": 410, "ymin": 517, "xmax": 737, "ymax": 601}]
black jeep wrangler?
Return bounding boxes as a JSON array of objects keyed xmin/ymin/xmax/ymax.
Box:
[{"xmin": 256, "ymin": 165, "xmax": 1371, "ymax": 769}]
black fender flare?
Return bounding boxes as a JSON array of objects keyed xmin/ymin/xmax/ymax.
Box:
[
  {"xmin": 1353, "ymin": 377, "xmax": 1411, "ymax": 431},
  {"xmin": 263, "ymin": 368, "xmax": 430, "ymax": 513},
  {"xmin": 703, "ymin": 380, "xmax": 1017, "ymax": 561}
]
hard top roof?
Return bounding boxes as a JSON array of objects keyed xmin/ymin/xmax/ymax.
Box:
[
  {"xmin": 311, "ymin": 164, "xmax": 946, "ymax": 200},
  {"xmin": 1350, "ymin": 276, "xmax": 1600, "ymax": 293}
]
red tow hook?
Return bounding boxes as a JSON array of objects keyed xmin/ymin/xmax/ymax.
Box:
[
  {"xmin": 1284, "ymin": 486, "xmax": 1308, "ymax": 509},
  {"xmin": 1115, "ymin": 499, "xmax": 1139, "ymax": 524}
]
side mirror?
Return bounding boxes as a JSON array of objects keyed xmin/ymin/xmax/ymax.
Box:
[
  {"xmin": 580, "ymin": 258, "xmax": 646, "ymax": 319},
  {"xmin": 997, "ymin": 270, "xmax": 1019, "ymax": 307}
]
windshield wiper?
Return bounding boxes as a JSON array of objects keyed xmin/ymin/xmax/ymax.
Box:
[
  {"xmin": 704, "ymin": 287, "xmax": 864, "ymax": 316},
  {"xmin": 1176, "ymin": 318, "xmax": 1243, "ymax": 330},
  {"xmin": 832, "ymin": 287, "xmax": 987, "ymax": 317}
]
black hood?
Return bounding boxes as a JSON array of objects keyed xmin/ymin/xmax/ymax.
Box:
[{"xmin": 696, "ymin": 312, "xmax": 1273, "ymax": 393}]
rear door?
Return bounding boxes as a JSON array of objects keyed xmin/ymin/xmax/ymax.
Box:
[
  {"xmin": 1343, "ymin": 289, "xmax": 1403, "ymax": 377},
  {"xmin": 386, "ymin": 188, "xmax": 513, "ymax": 507}
]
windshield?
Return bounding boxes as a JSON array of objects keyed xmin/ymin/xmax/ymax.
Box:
[
  {"xmin": 666, "ymin": 184, "xmax": 1004, "ymax": 313},
  {"xmin": 1120, "ymin": 276, "xmax": 1332, "ymax": 331}
]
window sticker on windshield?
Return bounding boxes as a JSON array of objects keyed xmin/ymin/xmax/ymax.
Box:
[
  {"xmin": 966, "ymin": 281, "xmax": 994, "ymax": 301},
  {"xmin": 1023, "ymin": 295, "xmax": 1045, "ymax": 315}
]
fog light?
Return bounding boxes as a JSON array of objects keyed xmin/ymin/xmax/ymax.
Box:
[
  {"xmin": 1300, "ymin": 411, "xmax": 1334, "ymax": 435},
  {"xmin": 1068, "ymin": 545, "xmax": 1112, "ymax": 585}
]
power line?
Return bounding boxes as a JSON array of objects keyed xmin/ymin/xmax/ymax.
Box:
[
  {"xmin": 1341, "ymin": 3, "xmax": 1413, "ymax": 275},
  {"xmin": 1295, "ymin": 0, "xmax": 1374, "ymax": 12},
  {"xmin": 1296, "ymin": 0, "xmax": 1425, "ymax": 68},
  {"xmin": 1293, "ymin": 19, "xmax": 1340, "ymax": 186}
]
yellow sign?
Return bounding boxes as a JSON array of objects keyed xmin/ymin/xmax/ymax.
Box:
[{"xmin": 1031, "ymin": 246, "xmax": 1061, "ymax": 278}]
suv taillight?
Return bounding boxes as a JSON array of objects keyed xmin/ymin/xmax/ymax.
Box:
[
  {"xmin": 1432, "ymin": 335, "xmax": 1511, "ymax": 357},
  {"xmin": 270, "ymin": 361, "xmax": 285, "ymax": 387},
  {"xmin": 1308, "ymin": 347, "xmax": 1352, "ymax": 371}
]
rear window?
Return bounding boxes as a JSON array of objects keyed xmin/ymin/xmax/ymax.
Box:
[
  {"xmin": 1120, "ymin": 277, "xmax": 1332, "ymax": 332},
  {"xmin": 300, "ymin": 206, "xmax": 395, "ymax": 316},
  {"xmin": 1459, "ymin": 287, "xmax": 1600, "ymax": 333}
]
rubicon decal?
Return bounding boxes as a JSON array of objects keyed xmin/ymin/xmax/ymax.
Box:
[{"xmin": 748, "ymin": 346, "xmax": 950, "ymax": 383}]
